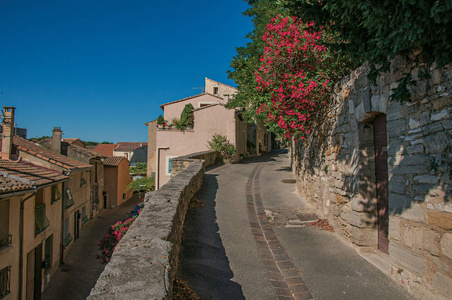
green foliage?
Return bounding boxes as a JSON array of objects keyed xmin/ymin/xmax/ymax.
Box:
[
  {"xmin": 83, "ymin": 141, "xmax": 99, "ymax": 146},
  {"xmin": 100, "ymin": 141, "xmax": 113, "ymax": 144},
  {"xmin": 30, "ymin": 136, "xmax": 50, "ymax": 142},
  {"xmin": 127, "ymin": 176, "xmax": 155, "ymax": 193},
  {"xmin": 129, "ymin": 162, "xmax": 147, "ymax": 175},
  {"xmin": 227, "ymin": 0, "xmax": 287, "ymax": 123},
  {"xmin": 208, "ymin": 134, "xmax": 236, "ymax": 160},
  {"xmin": 171, "ymin": 117, "xmax": 181, "ymax": 128},
  {"xmin": 178, "ymin": 103, "xmax": 194, "ymax": 129},
  {"xmin": 284, "ymin": 0, "xmax": 452, "ymax": 102},
  {"xmin": 157, "ymin": 115, "xmax": 165, "ymax": 126}
]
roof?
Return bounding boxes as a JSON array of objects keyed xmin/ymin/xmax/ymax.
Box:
[
  {"xmin": 159, "ymin": 93, "xmax": 224, "ymax": 110},
  {"xmin": 12, "ymin": 135, "xmax": 93, "ymax": 171},
  {"xmin": 93, "ymin": 144, "xmax": 117, "ymax": 156},
  {"xmin": 70, "ymin": 144, "xmax": 104, "ymax": 158},
  {"xmin": 192, "ymin": 102, "xmax": 224, "ymax": 112},
  {"xmin": 103, "ymin": 156, "xmax": 126, "ymax": 166},
  {"xmin": 205, "ymin": 77, "xmax": 238, "ymax": 91},
  {"xmin": 115, "ymin": 142, "xmax": 146, "ymax": 152},
  {"xmin": 0, "ymin": 159, "xmax": 69, "ymax": 195},
  {"xmin": 63, "ymin": 138, "xmax": 85, "ymax": 146}
]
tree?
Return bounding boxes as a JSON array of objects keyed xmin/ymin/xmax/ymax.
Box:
[
  {"xmin": 178, "ymin": 103, "xmax": 194, "ymax": 129},
  {"xmin": 127, "ymin": 176, "xmax": 155, "ymax": 193},
  {"xmin": 282, "ymin": 0, "xmax": 452, "ymax": 102},
  {"xmin": 227, "ymin": 0, "xmax": 286, "ymax": 121},
  {"xmin": 157, "ymin": 115, "xmax": 165, "ymax": 126}
]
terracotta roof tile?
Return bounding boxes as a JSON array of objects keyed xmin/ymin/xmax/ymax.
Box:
[
  {"xmin": 93, "ymin": 144, "xmax": 117, "ymax": 156},
  {"xmin": 0, "ymin": 159, "xmax": 69, "ymax": 194},
  {"xmin": 115, "ymin": 142, "xmax": 146, "ymax": 151},
  {"xmin": 70, "ymin": 144, "xmax": 104, "ymax": 158},
  {"xmin": 13, "ymin": 135, "xmax": 93, "ymax": 171},
  {"xmin": 103, "ymin": 156, "xmax": 126, "ymax": 166}
]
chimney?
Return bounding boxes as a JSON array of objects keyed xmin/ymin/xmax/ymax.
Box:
[
  {"xmin": 1, "ymin": 106, "xmax": 16, "ymax": 160},
  {"xmin": 51, "ymin": 127, "xmax": 62, "ymax": 154}
]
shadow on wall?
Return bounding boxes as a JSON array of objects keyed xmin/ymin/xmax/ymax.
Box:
[{"xmin": 178, "ymin": 173, "xmax": 245, "ymax": 300}]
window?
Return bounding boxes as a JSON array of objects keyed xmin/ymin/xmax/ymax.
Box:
[
  {"xmin": 35, "ymin": 188, "xmax": 44, "ymax": 206},
  {"xmin": 0, "ymin": 266, "xmax": 11, "ymax": 298},
  {"xmin": 81, "ymin": 206, "xmax": 88, "ymax": 224},
  {"xmin": 122, "ymin": 193, "xmax": 126, "ymax": 200},
  {"xmin": 63, "ymin": 218, "xmax": 72, "ymax": 247},
  {"xmin": 65, "ymin": 189, "xmax": 74, "ymax": 209},
  {"xmin": 166, "ymin": 156, "xmax": 176, "ymax": 176},
  {"xmin": 0, "ymin": 200, "xmax": 11, "ymax": 249},
  {"xmin": 213, "ymin": 87, "xmax": 219, "ymax": 94},
  {"xmin": 51, "ymin": 185, "xmax": 61, "ymax": 203},
  {"xmin": 35, "ymin": 204, "xmax": 50, "ymax": 236}
]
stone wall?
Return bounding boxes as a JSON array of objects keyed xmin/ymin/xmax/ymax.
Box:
[
  {"xmin": 88, "ymin": 153, "xmax": 214, "ymax": 299},
  {"xmin": 293, "ymin": 59, "xmax": 452, "ymax": 299},
  {"xmin": 171, "ymin": 150, "xmax": 218, "ymax": 177}
]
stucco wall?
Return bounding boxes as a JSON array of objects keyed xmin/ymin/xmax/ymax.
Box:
[
  {"xmin": 103, "ymin": 166, "xmax": 118, "ymax": 208},
  {"xmin": 146, "ymin": 120, "xmax": 157, "ymax": 177},
  {"xmin": 293, "ymin": 59, "xmax": 452, "ymax": 299},
  {"xmin": 205, "ymin": 77, "xmax": 237, "ymax": 99},
  {"xmin": 156, "ymin": 104, "xmax": 237, "ymax": 188},
  {"xmin": 116, "ymin": 159, "xmax": 133, "ymax": 207},
  {"xmin": 162, "ymin": 93, "xmax": 226, "ymax": 122}
]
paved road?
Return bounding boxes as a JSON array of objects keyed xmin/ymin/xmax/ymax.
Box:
[
  {"xmin": 179, "ymin": 151, "xmax": 414, "ymax": 300},
  {"xmin": 42, "ymin": 195, "xmax": 142, "ymax": 300}
]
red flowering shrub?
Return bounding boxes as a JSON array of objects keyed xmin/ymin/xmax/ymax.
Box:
[
  {"xmin": 96, "ymin": 202, "xmax": 144, "ymax": 263},
  {"xmin": 255, "ymin": 15, "xmax": 350, "ymax": 140}
]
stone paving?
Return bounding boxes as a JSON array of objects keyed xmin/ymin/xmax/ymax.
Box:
[{"xmin": 42, "ymin": 194, "xmax": 142, "ymax": 300}]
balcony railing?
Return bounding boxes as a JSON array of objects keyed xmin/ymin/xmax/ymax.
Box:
[
  {"xmin": 0, "ymin": 266, "xmax": 11, "ymax": 299},
  {"xmin": 35, "ymin": 204, "xmax": 50, "ymax": 236},
  {"xmin": 0, "ymin": 235, "xmax": 12, "ymax": 249}
]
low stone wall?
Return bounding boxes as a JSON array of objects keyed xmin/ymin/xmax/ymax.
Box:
[
  {"xmin": 293, "ymin": 59, "xmax": 451, "ymax": 299},
  {"xmin": 171, "ymin": 150, "xmax": 218, "ymax": 177},
  {"xmin": 88, "ymin": 154, "xmax": 211, "ymax": 299}
]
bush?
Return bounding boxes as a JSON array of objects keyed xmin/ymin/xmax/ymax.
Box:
[
  {"xmin": 127, "ymin": 176, "xmax": 155, "ymax": 193},
  {"xmin": 178, "ymin": 103, "xmax": 194, "ymax": 129},
  {"xmin": 157, "ymin": 115, "xmax": 165, "ymax": 126},
  {"xmin": 208, "ymin": 134, "xmax": 236, "ymax": 160}
]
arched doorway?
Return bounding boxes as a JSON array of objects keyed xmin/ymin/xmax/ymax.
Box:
[{"xmin": 373, "ymin": 113, "xmax": 389, "ymax": 254}]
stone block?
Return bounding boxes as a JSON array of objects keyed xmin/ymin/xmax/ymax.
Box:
[
  {"xmin": 441, "ymin": 119, "xmax": 452, "ymax": 129},
  {"xmin": 413, "ymin": 175, "xmax": 439, "ymax": 184},
  {"xmin": 341, "ymin": 207, "xmax": 376, "ymax": 228},
  {"xmin": 390, "ymin": 164, "xmax": 429, "ymax": 175},
  {"xmin": 409, "ymin": 118, "xmax": 421, "ymax": 129},
  {"xmin": 406, "ymin": 144, "xmax": 424, "ymax": 155},
  {"xmin": 423, "ymin": 122, "xmax": 443, "ymax": 135},
  {"xmin": 440, "ymin": 233, "xmax": 452, "ymax": 259},
  {"xmin": 351, "ymin": 196, "xmax": 375, "ymax": 212},
  {"xmin": 389, "ymin": 180, "xmax": 405, "ymax": 194},
  {"xmin": 420, "ymin": 111, "xmax": 430, "ymax": 125},
  {"xmin": 428, "ymin": 211, "xmax": 452, "ymax": 230},
  {"xmin": 431, "ymin": 109, "xmax": 449, "ymax": 121},
  {"xmin": 397, "ymin": 154, "xmax": 429, "ymax": 166},
  {"xmin": 389, "ymin": 242, "xmax": 426, "ymax": 276},
  {"xmin": 387, "ymin": 119, "xmax": 407, "ymax": 138},
  {"xmin": 424, "ymin": 131, "xmax": 449, "ymax": 155},
  {"xmin": 432, "ymin": 272, "xmax": 452, "ymax": 296},
  {"xmin": 349, "ymin": 226, "xmax": 377, "ymax": 246}
]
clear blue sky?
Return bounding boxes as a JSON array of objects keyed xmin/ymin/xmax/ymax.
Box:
[{"xmin": 0, "ymin": 0, "xmax": 253, "ymax": 143}]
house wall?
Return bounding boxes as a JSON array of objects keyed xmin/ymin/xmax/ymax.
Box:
[
  {"xmin": 63, "ymin": 171, "xmax": 91, "ymax": 255},
  {"xmin": 293, "ymin": 59, "xmax": 452, "ymax": 299},
  {"xmin": 156, "ymin": 104, "xmax": 237, "ymax": 188},
  {"xmin": 116, "ymin": 159, "xmax": 133, "ymax": 207},
  {"xmin": 0, "ymin": 195, "xmax": 22, "ymax": 300},
  {"xmin": 129, "ymin": 146, "xmax": 147, "ymax": 164},
  {"xmin": 114, "ymin": 150, "xmax": 132, "ymax": 160},
  {"xmin": 104, "ymin": 166, "xmax": 118, "ymax": 208},
  {"xmin": 21, "ymin": 185, "xmax": 63, "ymax": 298},
  {"xmin": 146, "ymin": 120, "xmax": 157, "ymax": 177},
  {"xmin": 90, "ymin": 159, "xmax": 104, "ymax": 217},
  {"xmin": 205, "ymin": 78, "xmax": 237, "ymax": 99},
  {"xmin": 163, "ymin": 94, "xmax": 226, "ymax": 122}
]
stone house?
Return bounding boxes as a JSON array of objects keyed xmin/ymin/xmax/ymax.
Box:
[
  {"xmin": 113, "ymin": 142, "xmax": 147, "ymax": 165},
  {"xmin": 40, "ymin": 127, "xmax": 105, "ymax": 217},
  {"xmin": 0, "ymin": 109, "xmax": 70, "ymax": 299},
  {"xmin": 292, "ymin": 60, "xmax": 451, "ymax": 299},
  {"xmin": 102, "ymin": 156, "xmax": 133, "ymax": 208},
  {"xmin": 149, "ymin": 78, "xmax": 271, "ymax": 189}
]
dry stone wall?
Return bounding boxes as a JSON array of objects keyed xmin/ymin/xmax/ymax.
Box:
[
  {"xmin": 293, "ymin": 58, "xmax": 452, "ymax": 299},
  {"xmin": 88, "ymin": 155, "xmax": 210, "ymax": 299}
]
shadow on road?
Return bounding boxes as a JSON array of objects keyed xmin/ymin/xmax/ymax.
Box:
[{"xmin": 178, "ymin": 173, "xmax": 245, "ymax": 300}]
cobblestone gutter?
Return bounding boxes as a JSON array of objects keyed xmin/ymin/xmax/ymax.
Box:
[{"xmin": 88, "ymin": 150, "xmax": 217, "ymax": 299}]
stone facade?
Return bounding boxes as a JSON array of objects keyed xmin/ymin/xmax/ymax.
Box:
[
  {"xmin": 88, "ymin": 152, "xmax": 216, "ymax": 299},
  {"xmin": 293, "ymin": 59, "xmax": 452, "ymax": 299}
]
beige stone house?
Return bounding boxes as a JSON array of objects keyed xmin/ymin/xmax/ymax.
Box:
[
  {"xmin": 102, "ymin": 156, "xmax": 133, "ymax": 208},
  {"xmin": 148, "ymin": 78, "xmax": 271, "ymax": 189},
  {"xmin": 0, "ymin": 110, "xmax": 70, "ymax": 299}
]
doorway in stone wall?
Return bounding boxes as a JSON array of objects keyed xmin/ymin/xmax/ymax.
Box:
[{"xmin": 373, "ymin": 113, "xmax": 389, "ymax": 254}]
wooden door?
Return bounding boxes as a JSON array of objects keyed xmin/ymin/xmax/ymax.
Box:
[
  {"xmin": 33, "ymin": 243, "xmax": 42, "ymax": 300},
  {"xmin": 373, "ymin": 114, "xmax": 389, "ymax": 254}
]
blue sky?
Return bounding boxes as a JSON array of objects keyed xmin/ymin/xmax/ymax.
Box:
[{"xmin": 0, "ymin": 0, "xmax": 253, "ymax": 142}]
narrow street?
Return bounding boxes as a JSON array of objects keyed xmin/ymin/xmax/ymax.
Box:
[
  {"xmin": 179, "ymin": 151, "xmax": 414, "ymax": 300},
  {"xmin": 42, "ymin": 195, "xmax": 142, "ymax": 300}
]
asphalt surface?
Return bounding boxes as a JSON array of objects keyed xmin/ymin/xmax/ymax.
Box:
[
  {"xmin": 179, "ymin": 151, "xmax": 414, "ymax": 300},
  {"xmin": 42, "ymin": 194, "xmax": 142, "ymax": 300}
]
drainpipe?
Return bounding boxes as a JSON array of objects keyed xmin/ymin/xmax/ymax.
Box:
[
  {"xmin": 155, "ymin": 147, "xmax": 169, "ymax": 190},
  {"xmin": 19, "ymin": 190, "xmax": 37, "ymax": 300}
]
